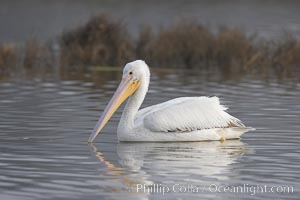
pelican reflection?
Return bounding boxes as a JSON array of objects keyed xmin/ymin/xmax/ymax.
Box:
[{"xmin": 89, "ymin": 140, "xmax": 250, "ymax": 190}]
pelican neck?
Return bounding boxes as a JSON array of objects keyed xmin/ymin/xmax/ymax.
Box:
[{"xmin": 118, "ymin": 77, "xmax": 149, "ymax": 130}]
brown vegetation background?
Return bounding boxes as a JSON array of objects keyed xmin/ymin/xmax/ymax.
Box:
[{"xmin": 1, "ymin": 15, "xmax": 299, "ymax": 80}]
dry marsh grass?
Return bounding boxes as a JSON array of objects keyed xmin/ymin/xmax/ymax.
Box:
[
  {"xmin": 60, "ymin": 15, "xmax": 134, "ymax": 68},
  {"xmin": 140, "ymin": 23, "xmax": 215, "ymax": 69},
  {"xmin": 0, "ymin": 38, "xmax": 54, "ymax": 78},
  {"xmin": 0, "ymin": 43, "xmax": 18, "ymax": 76},
  {"xmin": 1, "ymin": 15, "xmax": 299, "ymax": 81}
]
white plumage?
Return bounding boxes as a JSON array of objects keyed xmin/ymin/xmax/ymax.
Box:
[
  {"xmin": 88, "ymin": 60, "xmax": 252, "ymax": 143},
  {"xmin": 140, "ymin": 96, "xmax": 244, "ymax": 132}
]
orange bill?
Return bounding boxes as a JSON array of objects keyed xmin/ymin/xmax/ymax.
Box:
[{"xmin": 88, "ymin": 75, "xmax": 140, "ymax": 143}]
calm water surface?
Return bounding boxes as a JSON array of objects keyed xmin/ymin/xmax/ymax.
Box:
[
  {"xmin": 0, "ymin": 69, "xmax": 299, "ymax": 199},
  {"xmin": 2, "ymin": 0, "xmax": 300, "ymax": 42}
]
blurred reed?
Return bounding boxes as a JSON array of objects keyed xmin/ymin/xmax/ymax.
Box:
[{"xmin": 0, "ymin": 15, "xmax": 299, "ymax": 80}]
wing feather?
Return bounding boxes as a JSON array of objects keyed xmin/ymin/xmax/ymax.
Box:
[{"xmin": 140, "ymin": 96, "xmax": 244, "ymax": 132}]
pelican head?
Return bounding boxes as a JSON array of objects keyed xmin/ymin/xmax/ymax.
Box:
[{"xmin": 88, "ymin": 60, "xmax": 150, "ymax": 143}]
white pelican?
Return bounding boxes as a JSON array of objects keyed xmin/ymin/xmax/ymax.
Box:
[{"xmin": 88, "ymin": 60, "xmax": 251, "ymax": 143}]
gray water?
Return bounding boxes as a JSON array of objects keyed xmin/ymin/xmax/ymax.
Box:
[
  {"xmin": 1, "ymin": 0, "xmax": 300, "ymax": 42},
  {"xmin": 0, "ymin": 69, "xmax": 300, "ymax": 199}
]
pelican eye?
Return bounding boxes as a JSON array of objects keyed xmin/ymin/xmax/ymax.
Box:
[{"xmin": 129, "ymin": 71, "xmax": 133, "ymax": 75}]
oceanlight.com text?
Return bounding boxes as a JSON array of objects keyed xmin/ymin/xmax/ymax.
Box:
[{"xmin": 132, "ymin": 183, "xmax": 294, "ymax": 196}]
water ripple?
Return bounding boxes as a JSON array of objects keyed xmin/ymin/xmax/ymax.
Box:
[{"xmin": 0, "ymin": 73, "xmax": 299, "ymax": 199}]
